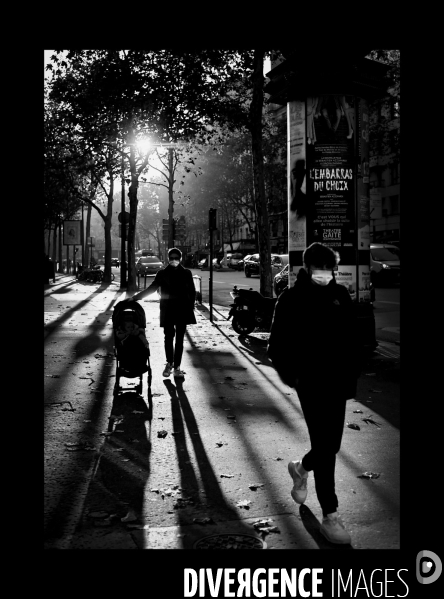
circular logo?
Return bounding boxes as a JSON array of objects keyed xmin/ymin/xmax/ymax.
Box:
[{"xmin": 416, "ymin": 550, "xmax": 442, "ymax": 584}]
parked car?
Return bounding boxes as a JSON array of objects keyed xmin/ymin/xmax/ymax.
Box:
[
  {"xmin": 136, "ymin": 255, "xmax": 163, "ymax": 275},
  {"xmin": 272, "ymin": 254, "xmax": 288, "ymax": 271},
  {"xmin": 370, "ymin": 243, "xmax": 400, "ymax": 287},
  {"xmin": 244, "ymin": 253, "xmax": 289, "ymax": 278},
  {"xmin": 227, "ymin": 252, "xmax": 244, "ymax": 270},
  {"xmin": 111, "ymin": 258, "xmax": 120, "ymax": 267},
  {"xmin": 273, "ymin": 263, "xmax": 289, "ymax": 296},
  {"xmin": 244, "ymin": 254, "xmax": 259, "ymax": 277}
]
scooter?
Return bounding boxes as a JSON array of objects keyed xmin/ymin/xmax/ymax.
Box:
[{"xmin": 227, "ymin": 285, "xmax": 277, "ymax": 335}]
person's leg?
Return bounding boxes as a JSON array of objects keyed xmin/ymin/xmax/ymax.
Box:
[
  {"xmin": 163, "ymin": 324, "xmax": 175, "ymax": 366},
  {"xmin": 299, "ymin": 393, "xmax": 347, "ymax": 517},
  {"xmin": 173, "ymin": 323, "xmax": 187, "ymax": 369}
]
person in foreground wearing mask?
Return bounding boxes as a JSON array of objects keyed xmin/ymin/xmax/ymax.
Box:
[
  {"xmin": 268, "ymin": 242, "xmax": 359, "ymax": 545},
  {"xmin": 130, "ymin": 247, "xmax": 196, "ymax": 378}
]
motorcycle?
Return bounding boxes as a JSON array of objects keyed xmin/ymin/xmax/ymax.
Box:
[{"xmin": 227, "ymin": 285, "xmax": 277, "ymax": 335}]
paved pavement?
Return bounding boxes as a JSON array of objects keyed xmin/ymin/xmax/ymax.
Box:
[{"xmin": 44, "ymin": 273, "xmax": 399, "ymax": 550}]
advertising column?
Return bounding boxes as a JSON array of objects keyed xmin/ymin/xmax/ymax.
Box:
[{"xmin": 305, "ymin": 95, "xmax": 357, "ymax": 298}]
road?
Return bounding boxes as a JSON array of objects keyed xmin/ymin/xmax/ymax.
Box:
[{"xmin": 120, "ymin": 266, "xmax": 400, "ymax": 345}]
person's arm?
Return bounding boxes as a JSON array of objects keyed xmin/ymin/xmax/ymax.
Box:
[
  {"xmin": 267, "ymin": 290, "xmax": 298, "ymax": 387},
  {"xmin": 131, "ymin": 272, "xmax": 162, "ymax": 302}
]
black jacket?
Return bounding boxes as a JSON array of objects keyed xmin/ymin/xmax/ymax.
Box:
[
  {"xmin": 267, "ymin": 268, "xmax": 359, "ymax": 399},
  {"xmin": 133, "ymin": 264, "xmax": 197, "ymax": 327}
]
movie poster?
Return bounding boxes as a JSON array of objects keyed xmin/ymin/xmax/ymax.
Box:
[{"xmin": 306, "ymin": 94, "xmax": 357, "ymax": 297}]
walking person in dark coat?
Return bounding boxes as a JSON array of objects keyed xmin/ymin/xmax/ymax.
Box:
[
  {"xmin": 268, "ymin": 242, "xmax": 360, "ymax": 544},
  {"xmin": 130, "ymin": 247, "xmax": 196, "ymax": 379}
]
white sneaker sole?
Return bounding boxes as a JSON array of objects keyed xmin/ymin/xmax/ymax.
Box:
[
  {"xmin": 288, "ymin": 461, "xmax": 308, "ymax": 504},
  {"xmin": 319, "ymin": 525, "xmax": 351, "ymax": 544}
]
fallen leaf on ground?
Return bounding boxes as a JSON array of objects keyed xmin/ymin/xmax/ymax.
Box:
[
  {"xmin": 353, "ymin": 409, "xmax": 363, "ymax": 414},
  {"xmin": 236, "ymin": 500, "xmax": 251, "ymax": 509},
  {"xmin": 248, "ymin": 483, "xmax": 265, "ymax": 491},
  {"xmin": 193, "ymin": 517, "xmax": 215, "ymax": 525},
  {"xmin": 253, "ymin": 518, "xmax": 273, "ymax": 530},
  {"xmin": 220, "ymin": 474, "xmax": 234, "ymax": 478},
  {"xmin": 227, "ymin": 415, "xmax": 236, "ymax": 420},
  {"xmin": 357, "ymin": 472, "xmax": 381, "ymax": 479},
  {"xmin": 88, "ymin": 511, "xmax": 109, "ymax": 519},
  {"xmin": 157, "ymin": 430, "xmax": 168, "ymax": 438},
  {"xmin": 258, "ymin": 526, "xmax": 280, "ymax": 535},
  {"xmin": 121, "ymin": 510, "xmax": 138, "ymax": 523},
  {"xmin": 346, "ymin": 422, "xmax": 360, "ymax": 430},
  {"xmin": 362, "ymin": 416, "xmax": 382, "ymax": 428},
  {"xmin": 274, "ymin": 457, "xmax": 283, "ymax": 461}
]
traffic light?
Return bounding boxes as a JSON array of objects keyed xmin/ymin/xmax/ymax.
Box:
[
  {"xmin": 162, "ymin": 219, "xmax": 169, "ymax": 241},
  {"xmin": 176, "ymin": 216, "xmax": 186, "ymax": 240},
  {"xmin": 209, "ymin": 208, "xmax": 217, "ymax": 230}
]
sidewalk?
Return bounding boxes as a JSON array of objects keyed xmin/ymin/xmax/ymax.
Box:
[{"xmin": 44, "ymin": 275, "xmax": 399, "ymax": 550}]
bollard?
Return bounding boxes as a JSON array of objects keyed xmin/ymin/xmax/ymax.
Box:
[{"xmin": 193, "ymin": 274, "xmax": 202, "ymax": 305}]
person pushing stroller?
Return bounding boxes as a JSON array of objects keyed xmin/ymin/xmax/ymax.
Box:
[{"xmin": 130, "ymin": 247, "xmax": 196, "ymax": 379}]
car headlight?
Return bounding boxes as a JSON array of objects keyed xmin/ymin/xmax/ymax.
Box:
[{"xmin": 381, "ymin": 263, "xmax": 391, "ymax": 269}]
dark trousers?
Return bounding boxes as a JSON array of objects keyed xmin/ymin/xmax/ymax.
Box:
[
  {"xmin": 298, "ymin": 388, "xmax": 347, "ymax": 517},
  {"xmin": 163, "ymin": 323, "xmax": 187, "ymax": 368}
]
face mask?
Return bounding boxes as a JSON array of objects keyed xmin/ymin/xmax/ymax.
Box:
[
  {"xmin": 169, "ymin": 259, "xmax": 180, "ymax": 267},
  {"xmin": 311, "ymin": 270, "xmax": 333, "ymax": 286}
]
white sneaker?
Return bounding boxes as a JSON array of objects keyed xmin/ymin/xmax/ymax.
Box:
[
  {"xmin": 288, "ymin": 460, "xmax": 308, "ymax": 504},
  {"xmin": 320, "ymin": 512, "xmax": 351, "ymax": 544},
  {"xmin": 173, "ymin": 368, "xmax": 185, "ymax": 378},
  {"xmin": 162, "ymin": 363, "xmax": 173, "ymax": 377}
]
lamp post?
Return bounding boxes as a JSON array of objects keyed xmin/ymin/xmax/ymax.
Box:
[{"xmin": 120, "ymin": 150, "xmax": 127, "ymax": 288}]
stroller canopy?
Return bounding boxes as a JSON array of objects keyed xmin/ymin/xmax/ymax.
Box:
[{"xmin": 112, "ymin": 299, "xmax": 147, "ymax": 329}]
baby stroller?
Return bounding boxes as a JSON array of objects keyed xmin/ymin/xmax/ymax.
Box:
[{"xmin": 112, "ymin": 299, "xmax": 152, "ymax": 397}]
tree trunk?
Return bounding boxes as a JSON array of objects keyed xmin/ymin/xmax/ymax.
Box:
[
  {"xmin": 85, "ymin": 203, "xmax": 92, "ymax": 267},
  {"xmin": 168, "ymin": 148, "xmax": 175, "ymax": 250},
  {"xmin": 104, "ymin": 211, "xmax": 112, "ymax": 282},
  {"xmin": 249, "ymin": 49, "xmax": 272, "ymax": 297},
  {"xmin": 47, "ymin": 222, "xmax": 52, "ymax": 257},
  {"xmin": 103, "ymin": 172, "xmax": 114, "ymax": 283},
  {"xmin": 127, "ymin": 128, "xmax": 138, "ymax": 292},
  {"xmin": 58, "ymin": 221, "xmax": 63, "ymax": 273},
  {"xmin": 52, "ymin": 223, "xmax": 57, "ymax": 264}
]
